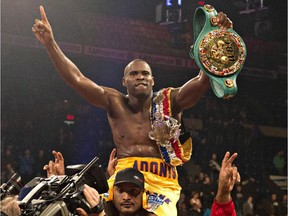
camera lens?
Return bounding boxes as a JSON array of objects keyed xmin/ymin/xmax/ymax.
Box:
[{"xmin": 1, "ymin": 173, "xmax": 23, "ymax": 199}]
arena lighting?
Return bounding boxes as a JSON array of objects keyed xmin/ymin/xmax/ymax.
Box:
[
  {"xmin": 156, "ymin": 0, "xmax": 183, "ymax": 24},
  {"xmin": 166, "ymin": 0, "xmax": 182, "ymax": 7},
  {"xmin": 66, "ymin": 114, "xmax": 75, "ymax": 121},
  {"xmin": 64, "ymin": 114, "xmax": 75, "ymax": 125},
  {"xmin": 198, "ymin": 1, "xmax": 205, "ymax": 6}
]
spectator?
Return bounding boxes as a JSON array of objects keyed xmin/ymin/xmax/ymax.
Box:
[
  {"xmin": 200, "ymin": 176, "xmax": 216, "ymax": 213},
  {"xmin": 208, "ymin": 153, "xmax": 221, "ymax": 183},
  {"xmin": 177, "ymin": 191, "xmax": 186, "ymax": 213},
  {"xmin": 242, "ymin": 195, "xmax": 254, "ymax": 216},
  {"xmin": 178, "ymin": 201, "xmax": 188, "ymax": 216},
  {"xmin": 266, "ymin": 193, "xmax": 281, "ymax": 216},
  {"xmin": 279, "ymin": 194, "xmax": 287, "ymax": 216},
  {"xmin": 34, "ymin": 149, "xmax": 49, "ymax": 177},
  {"xmin": 2, "ymin": 148, "xmax": 17, "ymax": 172},
  {"xmin": 232, "ymin": 184, "xmax": 244, "ymax": 216},
  {"xmin": 272, "ymin": 150, "xmax": 286, "ymax": 175},
  {"xmin": 18, "ymin": 148, "xmax": 35, "ymax": 184},
  {"xmin": 189, "ymin": 191, "xmax": 202, "ymax": 215}
]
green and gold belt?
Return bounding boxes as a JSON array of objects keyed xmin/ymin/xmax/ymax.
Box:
[{"xmin": 190, "ymin": 4, "xmax": 247, "ymax": 99}]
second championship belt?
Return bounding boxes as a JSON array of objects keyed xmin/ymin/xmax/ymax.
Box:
[{"xmin": 190, "ymin": 4, "xmax": 247, "ymax": 99}]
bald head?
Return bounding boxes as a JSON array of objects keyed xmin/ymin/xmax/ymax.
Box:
[{"xmin": 124, "ymin": 59, "xmax": 152, "ymax": 77}]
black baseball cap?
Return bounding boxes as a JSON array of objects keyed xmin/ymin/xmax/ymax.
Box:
[{"xmin": 114, "ymin": 168, "xmax": 144, "ymax": 190}]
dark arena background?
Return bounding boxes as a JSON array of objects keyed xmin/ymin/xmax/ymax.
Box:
[{"xmin": 1, "ymin": 0, "xmax": 287, "ymax": 215}]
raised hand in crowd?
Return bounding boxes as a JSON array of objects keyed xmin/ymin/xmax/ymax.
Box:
[
  {"xmin": 211, "ymin": 151, "xmax": 240, "ymax": 216},
  {"xmin": 107, "ymin": 148, "xmax": 117, "ymax": 177},
  {"xmin": 43, "ymin": 150, "xmax": 65, "ymax": 177},
  {"xmin": 216, "ymin": 151, "xmax": 240, "ymax": 203}
]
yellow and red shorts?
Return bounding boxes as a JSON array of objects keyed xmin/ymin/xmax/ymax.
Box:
[{"xmin": 104, "ymin": 157, "xmax": 181, "ymax": 216}]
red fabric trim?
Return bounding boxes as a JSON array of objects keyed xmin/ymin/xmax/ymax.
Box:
[
  {"xmin": 171, "ymin": 140, "xmax": 182, "ymax": 159},
  {"xmin": 211, "ymin": 198, "xmax": 236, "ymax": 216},
  {"xmin": 162, "ymin": 88, "xmax": 183, "ymax": 160},
  {"xmin": 162, "ymin": 88, "xmax": 171, "ymax": 116}
]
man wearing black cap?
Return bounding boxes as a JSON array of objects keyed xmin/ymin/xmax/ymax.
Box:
[{"xmin": 104, "ymin": 168, "xmax": 151, "ymax": 216}]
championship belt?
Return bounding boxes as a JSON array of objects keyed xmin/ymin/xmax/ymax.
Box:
[{"xmin": 189, "ymin": 4, "xmax": 247, "ymax": 99}]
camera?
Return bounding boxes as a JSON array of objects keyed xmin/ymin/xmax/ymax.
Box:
[
  {"xmin": 0, "ymin": 173, "xmax": 23, "ymax": 200},
  {"xmin": 19, "ymin": 156, "xmax": 108, "ymax": 216}
]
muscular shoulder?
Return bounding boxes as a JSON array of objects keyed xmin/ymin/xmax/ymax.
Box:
[
  {"xmin": 102, "ymin": 86, "xmax": 125, "ymax": 98},
  {"xmin": 101, "ymin": 86, "xmax": 128, "ymax": 113},
  {"xmin": 98, "ymin": 86, "xmax": 126, "ymax": 111}
]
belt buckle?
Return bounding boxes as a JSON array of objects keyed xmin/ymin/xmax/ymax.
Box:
[{"xmin": 199, "ymin": 29, "xmax": 246, "ymax": 78}]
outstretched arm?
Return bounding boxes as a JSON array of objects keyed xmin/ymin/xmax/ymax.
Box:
[
  {"xmin": 172, "ymin": 12, "xmax": 233, "ymax": 113},
  {"xmin": 32, "ymin": 6, "xmax": 110, "ymax": 110}
]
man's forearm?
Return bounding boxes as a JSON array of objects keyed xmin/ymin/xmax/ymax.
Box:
[{"xmin": 46, "ymin": 41, "xmax": 83, "ymax": 87}]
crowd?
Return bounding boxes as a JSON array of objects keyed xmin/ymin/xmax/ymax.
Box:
[
  {"xmin": 1, "ymin": 85, "xmax": 287, "ymax": 215},
  {"xmin": 1, "ymin": 78, "xmax": 287, "ymax": 214}
]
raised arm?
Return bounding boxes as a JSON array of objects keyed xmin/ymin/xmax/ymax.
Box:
[
  {"xmin": 172, "ymin": 12, "xmax": 233, "ymax": 113},
  {"xmin": 32, "ymin": 6, "xmax": 110, "ymax": 109},
  {"xmin": 211, "ymin": 151, "xmax": 240, "ymax": 216},
  {"xmin": 216, "ymin": 151, "xmax": 240, "ymax": 203}
]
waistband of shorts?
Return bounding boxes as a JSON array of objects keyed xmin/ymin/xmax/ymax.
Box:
[{"xmin": 116, "ymin": 157, "xmax": 178, "ymax": 179}]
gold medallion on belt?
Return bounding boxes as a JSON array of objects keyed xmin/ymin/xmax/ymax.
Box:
[{"xmin": 199, "ymin": 30, "xmax": 246, "ymax": 77}]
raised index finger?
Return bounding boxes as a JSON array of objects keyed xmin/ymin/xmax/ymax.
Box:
[{"xmin": 40, "ymin": 5, "xmax": 48, "ymax": 23}]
